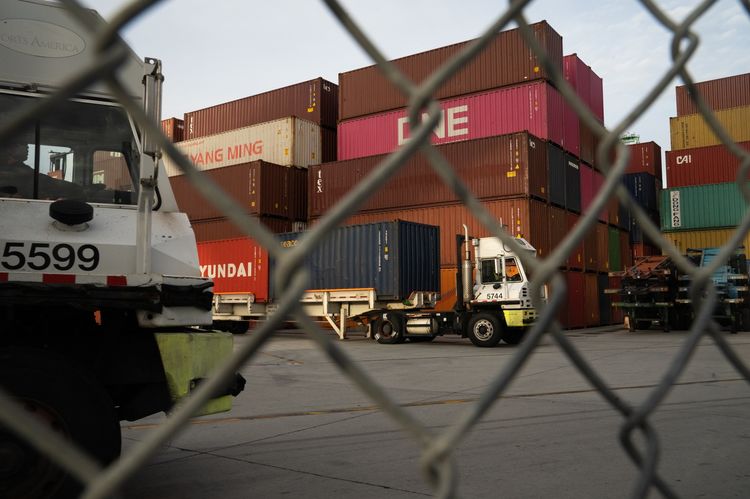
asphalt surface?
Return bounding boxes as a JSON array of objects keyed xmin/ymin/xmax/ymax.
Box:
[{"xmin": 119, "ymin": 326, "xmax": 750, "ymax": 498}]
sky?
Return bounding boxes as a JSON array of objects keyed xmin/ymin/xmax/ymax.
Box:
[{"xmin": 84, "ymin": 0, "xmax": 750, "ymax": 184}]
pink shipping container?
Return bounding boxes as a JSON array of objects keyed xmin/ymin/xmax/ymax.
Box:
[
  {"xmin": 675, "ymin": 72, "xmax": 750, "ymax": 116},
  {"xmin": 327, "ymin": 197, "xmax": 550, "ymax": 267},
  {"xmin": 310, "ymin": 132, "xmax": 549, "ymax": 218},
  {"xmin": 562, "ymin": 53, "xmax": 605, "ymax": 123},
  {"xmin": 170, "ymin": 161, "xmax": 308, "ymax": 221},
  {"xmin": 164, "ymin": 117, "xmax": 322, "ymax": 176},
  {"xmin": 184, "ymin": 77, "xmax": 338, "ymax": 139},
  {"xmin": 338, "ymin": 21, "xmax": 563, "ymax": 121},
  {"xmin": 197, "ymin": 238, "xmax": 269, "ymax": 302},
  {"xmin": 626, "ymin": 142, "xmax": 662, "ymax": 181},
  {"xmin": 337, "ymin": 81, "xmax": 568, "ymax": 161},
  {"xmin": 665, "ymin": 141, "xmax": 750, "ymax": 187}
]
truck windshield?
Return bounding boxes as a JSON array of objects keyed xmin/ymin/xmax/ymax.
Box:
[{"xmin": 0, "ymin": 92, "xmax": 138, "ymax": 204}]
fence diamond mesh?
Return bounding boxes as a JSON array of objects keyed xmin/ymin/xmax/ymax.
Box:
[{"xmin": 0, "ymin": 0, "xmax": 749, "ymax": 498}]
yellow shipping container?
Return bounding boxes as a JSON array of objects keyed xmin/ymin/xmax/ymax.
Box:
[
  {"xmin": 670, "ymin": 105, "xmax": 750, "ymax": 150},
  {"xmin": 661, "ymin": 228, "xmax": 750, "ymax": 257}
]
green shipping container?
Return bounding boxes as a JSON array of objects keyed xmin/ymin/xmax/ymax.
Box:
[
  {"xmin": 608, "ymin": 227, "xmax": 622, "ymax": 271},
  {"xmin": 660, "ymin": 182, "xmax": 749, "ymax": 231}
]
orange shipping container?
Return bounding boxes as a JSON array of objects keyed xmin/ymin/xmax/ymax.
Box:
[{"xmin": 328, "ymin": 197, "xmax": 550, "ymax": 268}]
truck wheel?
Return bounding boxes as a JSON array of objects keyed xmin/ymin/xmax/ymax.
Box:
[
  {"xmin": 0, "ymin": 347, "xmax": 121, "ymax": 499},
  {"xmin": 468, "ymin": 313, "xmax": 502, "ymax": 347},
  {"xmin": 226, "ymin": 321, "xmax": 249, "ymax": 335},
  {"xmin": 373, "ymin": 313, "xmax": 405, "ymax": 344}
]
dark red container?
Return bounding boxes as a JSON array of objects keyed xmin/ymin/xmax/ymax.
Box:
[
  {"xmin": 584, "ymin": 272, "xmax": 600, "ymax": 326},
  {"xmin": 338, "ymin": 21, "xmax": 563, "ymax": 121},
  {"xmin": 563, "ymin": 270, "xmax": 585, "ymax": 328},
  {"xmin": 626, "ymin": 142, "xmax": 662, "ymax": 180},
  {"xmin": 631, "ymin": 242, "xmax": 660, "ymax": 258},
  {"xmin": 548, "ymin": 205, "xmax": 568, "ymax": 268},
  {"xmin": 183, "ymin": 77, "xmax": 338, "ymax": 139},
  {"xmin": 566, "ymin": 212, "xmax": 585, "ymax": 270},
  {"xmin": 161, "ymin": 117, "xmax": 184, "ymax": 142},
  {"xmin": 329, "ymin": 197, "xmax": 550, "ymax": 267},
  {"xmin": 197, "ymin": 238, "xmax": 269, "ymax": 301},
  {"xmin": 595, "ymin": 222, "xmax": 608, "ymax": 273},
  {"xmin": 665, "ymin": 141, "xmax": 750, "ymax": 187},
  {"xmin": 620, "ymin": 231, "xmax": 633, "ymax": 269},
  {"xmin": 192, "ymin": 217, "xmax": 305, "ymax": 243},
  {"xmin": 337, "ymin": 81, "xmax": 568, "ymax": 160},
  {"xmin": 310, "ymin": 132, "xmax": 548, "ymax": 218},
  {"xmin": 170, "ymin": 161, "xmax": 308, "ymax": 222},
  {"xmin": 675, "ymin": 72, "xmax": 750, "ymax": 116}
]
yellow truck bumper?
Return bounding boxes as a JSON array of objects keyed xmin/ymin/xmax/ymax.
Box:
[
  {"xmin": 154, "ymin": 331, "xmax": 236, "ymax": 416},
  {"xmin": 503, "ymin": 309, "xmax": 537, "ymax": 328}
]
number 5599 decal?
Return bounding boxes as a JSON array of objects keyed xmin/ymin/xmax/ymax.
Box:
[{"xmin": 1, "ymin": 242, "xmax": 100, "ymax": 271}]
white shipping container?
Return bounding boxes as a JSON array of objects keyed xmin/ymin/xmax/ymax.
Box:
[{"xmin": 164, "ymin": 117, "xmax": 321, "ymax": 176}]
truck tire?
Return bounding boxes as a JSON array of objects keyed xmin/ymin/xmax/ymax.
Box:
[
  {"xmin": 468, "ymin": 313, "xmax": 503, "ymax": 347},
  {"xmin": 373, "ymin": 313, "xmax": 405, "ymax": 344},
  {"xmin": 502, "ymin": 328, "xmax": 525, "ymax": 345},
  {"xmin": 0, "ymin": 347, "xmax": 121, "ymax": 499}
]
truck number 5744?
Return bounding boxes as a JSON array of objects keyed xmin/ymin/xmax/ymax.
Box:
[{"xmin": 1, "ymin": 242, "xmax": 100, "ymax": 271}]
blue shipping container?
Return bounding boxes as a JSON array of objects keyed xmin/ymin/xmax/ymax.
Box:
[
  {"xmin": 272, "ymin": 220, "xmax": 440, "ymax": 301},
  {"xmin": 623, "ymin": 172, "xmax": 659, "ymax": 212}
]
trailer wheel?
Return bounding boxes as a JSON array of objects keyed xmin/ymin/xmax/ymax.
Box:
[
  {"xmin": 373, "ymin": 313, "xmax": 405, "ymax": 344},
  {"xmin": 0, "ymin": 347, "xmax": 121, "ymax": 499},
  {"xmin": 468, "ymin": 313, "xmax": 502, "ymax": 347}
]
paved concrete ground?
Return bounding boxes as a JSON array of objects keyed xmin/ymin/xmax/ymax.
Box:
[{"xmin": 120, "ymin": 327, "xmax": 750, "ymax": 498}]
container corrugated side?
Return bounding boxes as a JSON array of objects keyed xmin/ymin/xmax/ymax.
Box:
[
  {"xmin": 197, "ymin": 238, "xmax": 269, "ymax": 301},
  {"xmin": 184, "ymin": 77, "xmax": 338, "ymax": 139},
  {"xmin": 661, "ymin": 228, "xmax": 750, "ymax": 257},
  {"xmin": 273, "ymin": 221, "xmax": 440, "ymax": 301},
  {"xmin": 676, "ymin": 73, "xmax": 750, "ymax": 116},
  {"xmin": 563, "ymin": 270, "xmax": 586, "ymax": 328},
  {"xmin": 161, "ymin": 117, "xmax": 184, "ymax": 142},
  {"xmin": 192, "ymin": 216, "xmax": 301, "ymax": 242},
  {"xmin": 328, "ymin": 198, "xmax": 550, "ymax": 267},
  {"xmin": 660, "ymin": 182, "xmax": 748, "ymax": 231},
  {"xmin": 669, "ymin": 105, "xmax": 750, "ymax": 150},
  {"xmin": 565, "ymin": 154, "xmax": 581, "ymax": 213},
  {"xmin": 337, "ymin": 81, "xmax": 567, "ymax": 160},
  {"xmin": 171, "ymin": 161, "xmax": 307, "ymax": 221},
  {"xmin": 563, "ymin": 53, "xmax": 605, "ymax": 126},
  {"xmin": 548, "ymin": 206, "xmax": 568, "ymax": 269},
  {"xmin": 626, "ymin": 142, "xmax": 662, "ymax": 180},
  {"xmin": 584, "ymin": 272, "xmax": 600, "ymax": 326},
  {"xmin": 338, "ymin": 21, "xmax": 563, "ymax": 121},
  {"xmin": 309, "ymin": 132, "xmax": 548, "ymax": 218},
  {"xmin": 164, "ymin": 117, "xmax": 322, "ymax": 176},
  {"xmin": 665, "ymin": 141, "xmax": 750, "ymax": 188},
  {"xmin": 598, "ymin": 273, "xmax": 612, "ymax": 325},
  {"xmin": 566, "ymin": 212, "xmax": 585, "ymax": 270},
  {"xmin": 623, "ymin": 172, "xmax": 659, "ymax": 212}
]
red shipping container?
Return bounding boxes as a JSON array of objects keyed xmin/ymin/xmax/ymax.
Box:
[
  {"xmin": 161, "ymin": 117, "xmax": 184, "ymax": 142},
  {"xmin": 170, "ymin": 161, "xmax": 308, "ymax": 221},
  {"xmin": 584, "ymin": 272, "xmax": 600, "ymax": 326},
  {"xmin": 620, "ymin": 231, "xmax": 633, "ymax": 268},
  {"xmin": 328, "ymin": 197, "xmax": 550, "ymax": 267},
  {"xmin": 563, "ymin": 270, "xmax": 585, "ymax": 328},
  {"xmin": 580, "ymin": 164, "xmax": 608, "ymax": 223},
  {"xmin": 310, "ymin": 132, "xmax": 549, "ymax": 218},
  {"xmin": 631, "ymin": 242, "xmax": 660, "ymax": 258},
  {"xmin": 665, "ymin": 141, "xmax": 750, "ymax": 187},
  {"xmin": 564, "ymin": 54, "xmax": 605, "ymax": 123},
  {"xmin": 337, "ymin": 81, "xmax": 568, "ymax": 160},
  {"xmin": 566, "ymin": 212, "xmax": 585, "ymax": 270},
  {"xmin": 548, "ymin": 205, "xmax": 568, "ymax": 269},
  {"xmin": 626, "ymin": 141, "xmax": 663, "ymax": 181},
  {"xmin": 192, "ymin": 217, "xmax": 303, "ymax": 242},
  {"xmin": 338, "ymin": 21, "xmax": 563, "ymax": 121},
  {"xmin": 676, "ymin": 72, "xmax": 750, "ymax": 116},
  {"xmin": 184, "ymin": 77, "xmax": 338, "ymax": 139},
  {"xmin": 197, "ymin": 238, "xmax": 269, "ymax": 302},
  {"xmin": 595, "ymin": 222, "xmax": 609, "ymax": 273}
]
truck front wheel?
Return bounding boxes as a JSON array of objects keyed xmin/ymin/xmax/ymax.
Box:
[
  {"xmin": 373, "ymin": 313, "xmax": 405, "ymax": 344},
  {"xmin": 468, "ymin": 313, "xmax": 503, "ymax": 347},
  {"xmin": 0, "ymin": 347, "xmax": 121, "ymax": 499}
]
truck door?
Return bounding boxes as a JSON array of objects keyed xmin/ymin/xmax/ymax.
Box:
[{"xmin": 502, "ymin": 256, "xmax": 525, "ymax": 303}]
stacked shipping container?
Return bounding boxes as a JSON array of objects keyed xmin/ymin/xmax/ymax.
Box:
[
  {"xmin": 315, "ymin": 22, "xmax": 625, "ymax": 328},
  {"xmin": 168, "ymin": 78, "xmax": 339, "ymax": 241},
  {"xmin": 662, "ymin": 73, "xmax": 750, "ymax": 255},
  {"xmin": 622, "ymin": 141, "xmax": 663, "ymax": 257}
]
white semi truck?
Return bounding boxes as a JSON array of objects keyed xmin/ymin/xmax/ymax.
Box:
[
  {"xmin": 206, "ymin": 223, "xmax": 545, "ymax": 347},
  {"xmin": 0, "ymin": 2, "xmax": 244, "ymax": 497}
]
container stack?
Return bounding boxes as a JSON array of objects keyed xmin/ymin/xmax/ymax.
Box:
[
  {"xmin": 166, "ymin": 78, "xmax": 338, "ymax": 241},
  {"xmin": 661, "ymin": 73, "xmax": 750, "ymax": 253},
  {"xmin": 308, "ymin": 22, "xmax": 624, "ymax": 327},
  {"xmin": 622, "ymin": 141, "xmax": 662, "ymax": 258}
]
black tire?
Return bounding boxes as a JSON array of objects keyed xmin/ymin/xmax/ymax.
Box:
[
  {"xmin": 467, "ymin": 312, "xmax": 503, "ymax": 347},
  {"xmin": 502, "ymin": 328, "xmax": 525, "ymax": 345},
  {"xmin": 408, "ymin": 336, "xmax": 436, "ymax": 343},
  {"xmin": 0, "ymin": 347, "xmax": 121, "ymax": 499},
  {"xmin": 373, "ymin": 312, "xmax": 405, "ymax": 344},
  {"xmin": 226, "ymin": 321, "xmax": 249, "ymax": 335}
]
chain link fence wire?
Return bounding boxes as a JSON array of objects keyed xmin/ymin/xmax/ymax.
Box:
[{"xmin": 0, "ymin": 0, "xmax": 749, "ymax": 497}]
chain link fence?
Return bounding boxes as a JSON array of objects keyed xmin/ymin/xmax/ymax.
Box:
[{"xmin": 1, "ymin": 0, "xmax": 750, "ymax": 497}]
